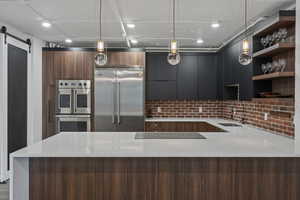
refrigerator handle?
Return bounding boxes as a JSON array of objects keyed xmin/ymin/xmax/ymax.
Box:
[
  {"xmin": 117, "ymin": 81, "xmax": 120, "ymax": 124},
  {"xmin": 112, "ymin": 79, "xmax": 115, "ymax": 124}
]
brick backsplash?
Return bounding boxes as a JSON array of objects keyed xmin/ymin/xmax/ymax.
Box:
[
  {"xmin": 146, "ymin": 99, "xmax": 295, "ymax": 137},
  {"xmin": 146, "ymin": 100, "xmax": 223, "ymax": 118}
]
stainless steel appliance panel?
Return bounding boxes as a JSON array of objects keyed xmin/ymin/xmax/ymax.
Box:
[
  {"xmin": 115, "ymin": 68, "xmax": 144, "ymax": 131},
  {"xmin": 117, "ymin": 69, "xmax": 144, "ymax": 117},
  {"xmin": 94, "ymin": 69, "xmax": 116, "ymax": 131},
  {"xmin": 115, "ymin": 116, "xmax": 145, "ymax": 132},
  {"xmin": 56, "ymin": 80, "xmax": 91, "ymax": 115},
  {"xmin": 56, "ymin": 115, "xmax": 91, "ymax": 133},
  {"xmin": 94, "ymin": 67, "xmax": 145, "ymax": 132}
]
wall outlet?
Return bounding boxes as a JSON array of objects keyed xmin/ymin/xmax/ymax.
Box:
[
  {"xmin": 157, "ymin": 107, "xmax": 162, "ymax": 113},
  {"xmin": 199, "ymin": 107, "xmax": 203, "ymax": 113},
  {"xmin": 264, "ymin": 113, "xmax": 269, "ymax": 121}
]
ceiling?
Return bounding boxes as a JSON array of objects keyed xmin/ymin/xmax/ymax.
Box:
[{"xmin": 0, "ymin": 0, "xmax": 295, "ymax": 48}]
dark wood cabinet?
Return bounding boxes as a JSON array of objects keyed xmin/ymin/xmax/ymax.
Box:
[
  {"xmin": 30, "ymin": 157, "xmax": 300, "ymax": 200},
  {"xmin": 145, "ymin": 122, "xmax": 225, "ymax": 132},
  {"xmin": 107, "ymin": 51, "xmax": 145, "ymax": 66},
  {"xmin": 177, "ymin": 55, "xmax": 198, "ymax": 100}
]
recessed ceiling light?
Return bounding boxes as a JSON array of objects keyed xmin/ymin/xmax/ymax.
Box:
[
  {"xmin": 131, "ymin": 39, "xmax": 138, "ymax": 44},
  {"xmin": 197, "ymin": 39, "xmax": 204, "ymax": 44},
  {"xmin": 211, "ymin": 22, "xmax": 220, "ymax": 28},
  {"xmin": 127, "ymin": 24, "xmax": 136, "ymax": 28},
  {"xmin": 42, "ymin": 22, "xmax": 51, "ymax": 28},
  {"xmin": 65, "ymin": 38, "xmax": 72, "ymax": 43}
]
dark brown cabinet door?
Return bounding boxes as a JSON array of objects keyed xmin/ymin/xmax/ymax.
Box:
[{"xmin": 107, "ymin": 52, "xmax": 145, "ymax": 66}]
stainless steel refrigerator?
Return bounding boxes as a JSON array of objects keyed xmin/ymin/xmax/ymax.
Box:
[{"xmin": 94, "ymin": 66, "xmax": 144, "ymax": 131}]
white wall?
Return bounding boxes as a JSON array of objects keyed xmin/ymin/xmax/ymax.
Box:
[
  {"xmin": 27, "ymin": 37, "xmax": 44, "ymax": 144},
  {"xmin": 0, "ymin": 22, "xmax": 44, "ymax": 181},
  {"xmin": 296, "ymin": 2, "xmax": 300, "ymax": 151}
]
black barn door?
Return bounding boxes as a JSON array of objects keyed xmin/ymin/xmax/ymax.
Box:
[{"xmin": 7, "ymin": 44, "xmax": 27, "ymax": 169}]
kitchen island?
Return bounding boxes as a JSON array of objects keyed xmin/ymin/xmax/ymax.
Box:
[{"xmin": 10, "ymin": 119, "xmax": 300, "ymax": 200}]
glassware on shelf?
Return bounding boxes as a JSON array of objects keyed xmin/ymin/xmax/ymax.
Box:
[
  {"xmin": 260, "ymin": 37, "xmax": 268, "ymax": 48},
  {"xmin": 261, "ymin": 64, "xmax": 268, "ymax": 74},
  {"xmin": 272, "ymin": 60, "xmax": 280, "ymax": 72},
  {"xmin": 266, "ymin": 62, "xmax": 272, "ymax": 73},
  {"xmin": 278, "ymin": 59, "xmax": 287, "ymax": 72},
  {"xmin": 273, "ymin": 31, "xmax": 280, "ymax": 44},
  {"xmin": 267, "ymin": 34, "xmax": 276, "ymax": 47},
  {"xmin": 278, "ymin": 28, "xmax": 288, "ymax": 42},
  {"xmin": 265, "ymin": 35, "xmax": 271, "ymax": 47}
]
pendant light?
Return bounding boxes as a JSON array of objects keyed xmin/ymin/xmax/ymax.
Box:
[
  {"xmin": 95, "ymin": 0, "xmax": 108, "ymax": 66},
  {"xmin": 239, "ymin": 0, "xmax": 252, "ymax": 66},
  {"xmin": 167, "ymin": 0, "xmax": 180, "ymax": 66}
]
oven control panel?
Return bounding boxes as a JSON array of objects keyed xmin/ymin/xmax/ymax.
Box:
[{"xmin": 58, "ymin": 80, "xmax": 91, "ymax": 89}]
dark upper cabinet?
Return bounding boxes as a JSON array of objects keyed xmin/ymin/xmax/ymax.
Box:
[
  {"xmin": 232, "ymin": 42, "xmax": 243, "ymax": 84},
  {"xmin": 223, "ymin": 48, "xmax": 233, "ymax": 85},
  {"xmin": 146, "ymin": 53, "xmax": 220, "ymax": 101},
  {"xmin": 198, "ymin": 55, "xmax": 218, "ymax": 100},
  {"xmin": 146, "ymin": 53, "xmax": 177, "ymax": 81},
  {"xmin": 177, "ymin": 55, "xmax": 198, "ymax": 100},
  {"xmin": 147, "ymin": 81, "xmax": 177, "ymax": 100},
  {"xmin": 220, "ymin": 40, "xmax": 253, "ymax": 100}
]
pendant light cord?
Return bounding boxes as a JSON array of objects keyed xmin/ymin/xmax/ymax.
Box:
[
  {"xmin": 99, "ymin": 0, "xmax": 102, "ymax": 40},
  {"xmin": 173, "ymin": 0, "xmax": 175, "ymax": 40},
  {"xmin": 244, "ymin": 0, "xmax": 247, "ymax": 35}
]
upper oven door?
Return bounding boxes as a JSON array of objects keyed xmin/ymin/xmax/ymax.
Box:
[
  {"xmin": 73, "ymin": 89, "xmax": 91, "ymax": 114},
  {"xmin": 57, "ymin": 89, "xmax": 72, "ymax": 114}
]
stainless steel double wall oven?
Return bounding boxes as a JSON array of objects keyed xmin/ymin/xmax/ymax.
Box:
[{"xmin": 56, "ymin": 80, "xmax": 91, "ymax": 133}]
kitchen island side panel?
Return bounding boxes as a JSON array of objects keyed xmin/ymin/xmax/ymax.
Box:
[{"xmin": 29, "ymin": 157, "xmax": 300, "ymax": 200}]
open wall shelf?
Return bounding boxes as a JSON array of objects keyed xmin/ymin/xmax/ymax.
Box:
[
  {"xmin": 252, "ymin": 72, "xmax": 295, "ymax": 81},
  {"xmin": 253, "ymin": 43, "xmax": 295, "ymax": 58},
  {"xmin": 252, "ymin": 10, "xmax": 295, "ymax": 99}
]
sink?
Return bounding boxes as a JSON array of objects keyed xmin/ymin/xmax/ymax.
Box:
[{"xmin": 135, "ymin": 132, "xmax": 206, "ymax": 139}]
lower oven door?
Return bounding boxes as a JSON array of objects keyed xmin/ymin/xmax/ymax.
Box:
[{"xmin": 56, "ymin": 115, "xmax": 91, "ymax": 133}]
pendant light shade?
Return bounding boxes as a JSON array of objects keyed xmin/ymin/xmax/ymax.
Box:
[
  {"xmin": 97, "ymin": 40, "xmax": 105, "ymax": 52},
  {"xmin": 95, "ymin": 0, "xmax": 108, "ymax": 66},
  {"xmin": 167, "ymin": 52, "xmax": 181, "ymax": 65},
  {"xmin": 239, "ymin": 0, "xmax": 252, "ymax": 66},
  {"xmin": 167, "ymin": 0, "xmax": 180, "ymax": 66}
]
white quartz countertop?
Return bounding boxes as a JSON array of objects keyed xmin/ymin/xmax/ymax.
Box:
[{"xmin": 11, "ymin": 118, "xmax": 300, "ymax": 158}]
